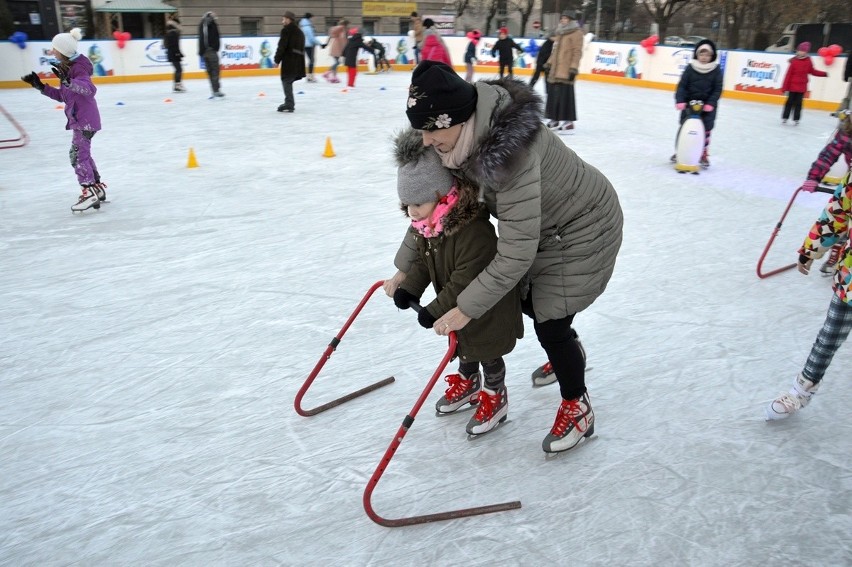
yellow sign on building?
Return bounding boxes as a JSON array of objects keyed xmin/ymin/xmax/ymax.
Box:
[{"xmin": 362, "ymin": 2, "xmax": 418, "ymax": 17}]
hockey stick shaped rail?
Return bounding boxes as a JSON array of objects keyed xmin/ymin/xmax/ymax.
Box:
[
  {"xmin": 363, "ymin": 302, "xmax": 522, "ymax": 527},
  {"xmin": 294, "ymin": 280, "xmax": 395, "ymax": 416},
  {"xmin": 0, "ymin": 104, "xmax": 30, "ymax": 150},
  {"xmin": 756, "ymin": 185, "xmax": 836, "ymax": 279}
]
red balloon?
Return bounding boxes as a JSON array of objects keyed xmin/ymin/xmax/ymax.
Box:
[
  {"xmin": 817, "ymin": 47, "xmax": 828, "ymax": 56},
  {"xmin": 823, "ymin": 55, "xmax": 834, "ymax": 66},
  {"xmin": 112, "ymin": 31, "xmax": 121, "ymax": 40},
  {"xmin": 121, "ymin": 32, "xmax": 131, "ymax": 41},
  {"xmin": 645, "ymin": 45, "xmax": 655, "ymax": 54},
  {"xmin": 829, "ymin": 44, "xmax": 842, "ymax": 56}
]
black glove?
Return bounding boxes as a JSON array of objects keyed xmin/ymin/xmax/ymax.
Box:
[
  {"xmin": 417, "ymin": 308, "xmax": 437, "ymax": 329},
  {"xmin": 51, "ymin": 64, "xmax": 70, "ymax": 86},
  {"xmin": 568, "ymin": 68, "xmax": 577, "ymax": 82},
  {"xmin": 21, "ymin": 72, "xmax": 44, "ymax": 92},
  {"xmin": 393, "ymin": 288, "xmax": 419, "ymax": 310}
]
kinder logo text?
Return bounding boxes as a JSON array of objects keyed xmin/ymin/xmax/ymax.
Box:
[
  {"xmin": 595, "ymin": 49, "xmax": 621, "ymax": 66},
  {"xmin": 222, "ymin": 44, "xmax": 253, "ymax": 61},
  {"xmin": 741, "ymin": 59, "xmax": 779, "ymax": 82}
]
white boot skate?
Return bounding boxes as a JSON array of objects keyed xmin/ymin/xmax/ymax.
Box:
[
  {"xmin": 71, "ymin": 186, "xmax": 100, "ymax": 212},
  {"xmin": 542, "ymin": 393, "xmax": 594, "ymax": 453},
  {"xmin": 765, "ymin": 373, "xmax": 820, "ymax": 420},
  {"xmin": 466, "ymin": 387, "xmax": 508, "ymax": 435},
  {"xmin": 531, "ymin": 334, "xmax": 587, "ymax": 387},
  {"xmin": 435, "ymin": 373, "xmax": 481, "ymax": 414},
  {"xmin": 91, "ymin": 181, "xmax": 107, "ymax": 203}
]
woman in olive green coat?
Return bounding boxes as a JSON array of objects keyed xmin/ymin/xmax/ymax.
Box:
[{"xmin": 387, "ymin": 61, "xmax": 622, "ymax": 453}]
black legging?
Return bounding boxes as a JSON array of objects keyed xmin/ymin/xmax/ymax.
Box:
[
  {"xmin": 782, "ymin": 91, "xmax": 805, "ymax": 121},
  {"xmin": 304, "ymin": 45, "xmax": 315, "ymax": 74},
  {"xmin": 522, "ymin": 293, "xmax": 586, "ymax": 401},
  {"xmin": 171, "ymin": 60, "xmax": 182, "ymax": 83}
]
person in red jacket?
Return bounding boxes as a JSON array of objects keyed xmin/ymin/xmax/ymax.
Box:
[{"xmin": 781, "ymin": 42, "xmax": 828, "ymax": 125}]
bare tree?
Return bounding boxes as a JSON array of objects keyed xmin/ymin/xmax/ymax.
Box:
[
  {"xmin": 483, "ymin": 0, "xmax": 500, "ymax": 36},
  {"xmin": 509, "ymin": 0, "xmax": 536, "ymax": 36},
  {"xmin": 452, "ymin": 0, "xmax": 474, "ymax": 19},
  {"xmin": 638, "ymin": 0, "xmax": 698, "ymax": 40}
]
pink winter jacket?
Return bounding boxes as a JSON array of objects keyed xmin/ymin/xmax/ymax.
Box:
[{"xmin": 421, "ymin": 34, "xmax": 452, "ymax": 66}]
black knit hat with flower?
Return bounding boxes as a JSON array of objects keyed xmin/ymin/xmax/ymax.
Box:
[{"xmin": 406, "ymin": 61, "xmax": 478, "ymax": 131}]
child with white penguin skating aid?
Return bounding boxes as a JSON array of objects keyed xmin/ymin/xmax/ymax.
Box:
[
  {"xmin": 390, "ymin": 134, "xmax": 523, "ymax": 436},
  {"xmin": 671, "ymin": 39, "xmax": 722, "ymax": 168},
  {"xmin": 21, "ymin": 28, "xmax": 107, "ymax": 212}
]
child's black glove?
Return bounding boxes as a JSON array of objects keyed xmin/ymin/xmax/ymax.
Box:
[
  {"xmin": 51, "ymin": 64, "xmax": 70, "ymax": 86},
  {"xmin": 393, "ymin": 288, "xmax": 419, "ymax": 310},
  {"xmin": 21, "ymin": 72, "xmax": 45, "ymax": 92},
  {"xmin": 417, "ymin": 307, "xmax": 437, "ymax": 329}
]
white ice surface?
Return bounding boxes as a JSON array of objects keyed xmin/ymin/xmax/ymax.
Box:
[{"xmin": 1, "ymin": 71, "xmax": 850, "ymax": 566}]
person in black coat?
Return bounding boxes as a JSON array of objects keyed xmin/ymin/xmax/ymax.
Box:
[
  {"xmin": 342, "ymin": 30, "xmax": 373, "ymax": 87},
  {"xmin": 490, "ymin": 27, "xmax": 524, "ymax": 78},
  {"xmin": 529, "ymin": 32, "xmax": 554, "ymax": 88},
  {"xmin": 274, "ymin": 11, "xmax": 306, "ymax": 113},
  {"xmin": 198, "ymin": 11, "xmax": 223, "ymax": 97},
  {"xmin": 164, "ymin": 17, "xmax": 184, "ymax": 93}
]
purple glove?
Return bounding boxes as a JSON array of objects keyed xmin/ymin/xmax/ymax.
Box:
[
  {"xmin": 702, "ymin": 104, "xmax": 714, "ymax": 112},
  {"xmin": 676, "ymin": 102, "xmax": 686, "ymax": 111},
  {"xmin": 802, "ymin": 179, "xmax": 818, "ymax": 193}
]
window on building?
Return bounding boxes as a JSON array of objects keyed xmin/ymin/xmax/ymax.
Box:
[
  {"xmin": 241, "ymin": 17, "xmax": 261, "ymax": 36},
  {"xmin": 362, "ymin": 19, "xmax": 376, "ymax": 35},
  {"xmin": 399, "ymin": 18, "xmax": 410, "ymax": 35}
]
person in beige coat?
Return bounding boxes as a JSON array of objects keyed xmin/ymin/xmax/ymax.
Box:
[
  {"xmin": 386, "ymin": 61, "xmax": 623, "ymax": 454},
  {"xmin": 544, "ymin": 11, "xmax": 583, "ymax": 131},
  {"xmin": 322, "ymin": 18, "xmax": 348, "ymax": 82}
]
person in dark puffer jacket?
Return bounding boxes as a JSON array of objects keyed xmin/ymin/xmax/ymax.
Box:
[{"xmin": 672, "ymin": 39, "xmax": 723, "ymax": 167}]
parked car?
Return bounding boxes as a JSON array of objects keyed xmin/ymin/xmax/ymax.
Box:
[{"xmin": 684, "ymin": 35, "xmax": 707, "ymax": 45}]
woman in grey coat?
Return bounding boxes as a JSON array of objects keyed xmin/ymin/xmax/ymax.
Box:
[{"xmin": 386, "ymin": 61, "xmax": 623, "ymax": 453}]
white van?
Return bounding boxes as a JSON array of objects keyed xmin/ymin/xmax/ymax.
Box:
[{"xmin": 765, "ymin": 23, "xmax": 801, "ymax": 53}]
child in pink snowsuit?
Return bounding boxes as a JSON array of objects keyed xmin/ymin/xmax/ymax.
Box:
[{"xmin": 21, "ymin": 28, "xmax": 106, "ymax": 212}]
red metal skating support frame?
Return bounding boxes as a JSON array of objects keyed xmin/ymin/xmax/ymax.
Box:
[
  {"xmin": 295, "ymin": 280, "xmax": 522, "ymax": 526},
  {"xmin": 0, "ymin": 105, "xmax": 29, "ymax": 150},
  {"xmin": 294, "ymin": 280, "xmax": 395, "ymax": 416},
  {"xmin": 756, "ymin": 185, "xmax": 835, "ymax": 279}
]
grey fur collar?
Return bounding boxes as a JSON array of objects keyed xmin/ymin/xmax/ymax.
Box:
[
  {"xmin": 394, "ymin": 78, "xmax": 542, "ymax": 190},
  {"xmin": 468, "ymin": 78, "xmax": 543, "ymax": 187}
]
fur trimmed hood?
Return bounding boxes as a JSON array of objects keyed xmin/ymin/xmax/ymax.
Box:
[
  {"xmin": 467, "ymin": 78, "xmax": 542, "ymax": 187},
  {"xmin": 395, "ymin": 78, "xmax": 543, "ymax": 190}
]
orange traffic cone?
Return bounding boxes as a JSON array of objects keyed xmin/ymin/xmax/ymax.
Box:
[
  {"xmin": 322, "ymin": 137, "xmax": 336, "ymax": 158},
  {"xmin": 186, "ymin": 147, "xmax": 199, "ymax": 168}
]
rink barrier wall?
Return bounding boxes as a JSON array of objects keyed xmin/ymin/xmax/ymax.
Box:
[{"xmin": 1, "ymin": 35, "xmax": 846, "ymax": 110}]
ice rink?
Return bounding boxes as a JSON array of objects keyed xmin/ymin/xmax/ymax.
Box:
[{"xmin": 1, "ymin": 68, "xmax": 850, "ymax": 565}]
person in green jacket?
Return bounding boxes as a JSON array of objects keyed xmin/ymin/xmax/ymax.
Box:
[
  {"xmin": 386, "ymin": 61, "xmax": 623, "ymax": 453},
  {"xmin": 390, "ymin": 134, "xmax": 523, "ymax": 436}
]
